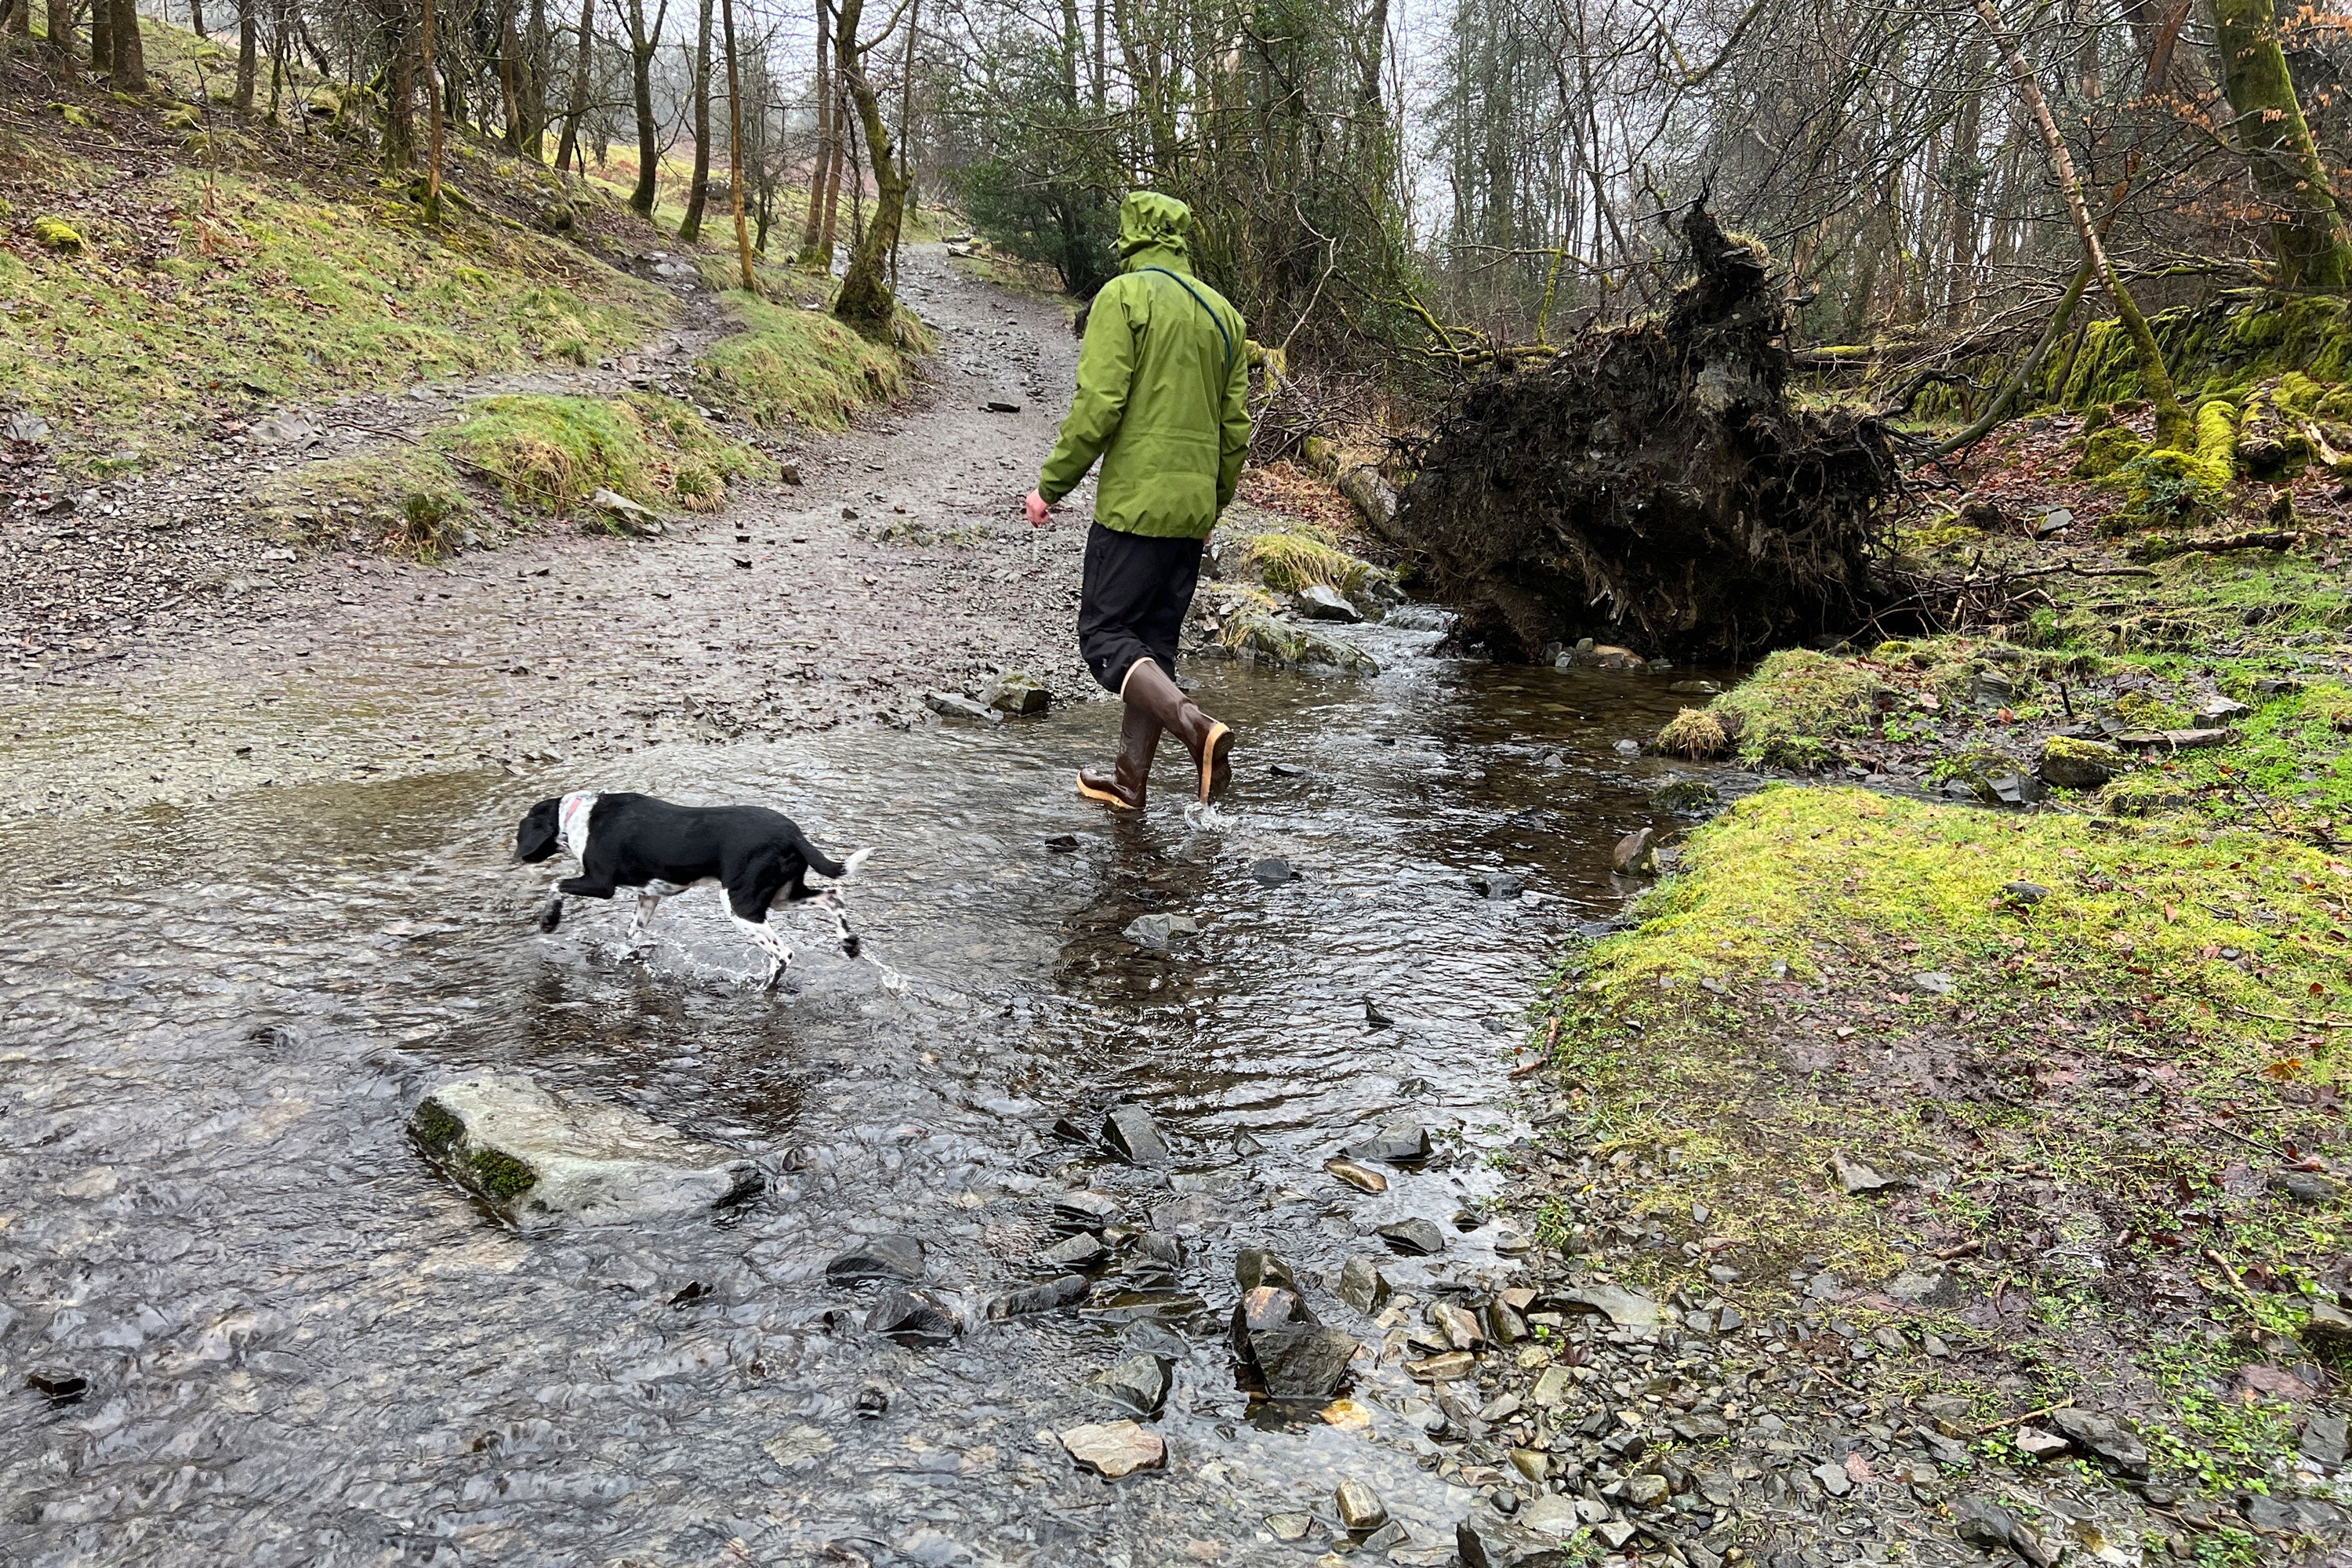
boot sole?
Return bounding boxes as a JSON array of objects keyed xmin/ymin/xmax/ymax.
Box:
[
  {"xmin": 1197, "ymin": 724, "xmax": 1233, "ymax": 803},
  {"xmin": 1076, "ymin": 772, "xmax": 1145, "ymax": 811}
]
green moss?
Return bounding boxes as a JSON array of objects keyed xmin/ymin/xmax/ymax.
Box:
[
  {"xmin": 1240, "ymin": 530, "xmax": 1377, "ymax": 594},
  {"xmin": 465, "ymin": 1147, "xmax": 539, "ymax": 1201},
  {"xmin": 1711, "ymin": 648, "xmax": 1888, "ymax": 768},
  {"xmin": 1655, "ymin": 707, "xmax": 1731, "ymax": 759},
  {"xmin": 0, "ymin": 162, "xmax": 661, "ymax": 466},
  {"xmin": 256, "ymin": 445, "xmax": 477, "ymax": 559},
  {"xmin": 2114, "ymin": 689, "xmax": 2192, "ymax": 730},
  {"xmin": 2069, "ymin": 421, "xmax": 2145, "ymax": 480},
  {"xmin": 695, "ymin": 290, "xmax": 916, "ymax": 430},
  {"xmin": 1216, "ymin": 608, "xmax": 1378, "ymax": 673},
  {"xmin": 441, "ymin": 394, "xmax": 660, "ymax": 514},
  {"xmin": 31, "ymin": 216, "xmax": 84, "ymax": 252},
  {"xmin": 412, "ymin": 1098, "xmax": 465, "ymax": 1152}
]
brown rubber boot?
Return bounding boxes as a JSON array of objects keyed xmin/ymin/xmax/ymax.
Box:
[
  {"xmin": 1076, "ymin": 699, "xmax": 1162, "ymax": 811},
  {"xmin": 1120, "ymin": 658, "xmax": 1232, "ymax": 804}
]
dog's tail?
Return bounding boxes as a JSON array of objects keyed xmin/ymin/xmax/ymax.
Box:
[{"xmin": 797, "ymin": 833, "xmax": 872, "ymax": 882}]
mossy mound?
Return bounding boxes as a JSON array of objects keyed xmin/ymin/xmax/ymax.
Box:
[
  {"xmin": 2037, "ymin": 734, "xmax": 2124, "ymax": 789},
  {"xmin": 437, "ymin": 391, "xmax": 768, "ymax": 518},
  {"xmin": 696, "ymin": 291, "xmax": 916, "ymax": 430},
  {"xmin": 1710, "ymin": 648, "xmax": 1887, "ymax": 768},
  {"xmin": 31, "ymin": 216, "xmax": 85, "ymax": 252},
  {"xmin": 1655, "ymin": 707, "xmax": 1733, "ymax": 760},
  {"xmin": 2069, "ymin": 420, "xmax": 2145, "ymax": 481},
  {"xmin": 2044, "ymin": 291, "xmax": 2352, "ymax": 409}
]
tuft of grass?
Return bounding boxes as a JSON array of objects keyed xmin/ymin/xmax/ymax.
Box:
[
  {"xmin": 695, "ymin": 290, "xmax": 916, "ymax": 429},
  {"xmin": 1654, "ymin": 706, "xmax": 1731, "ymax": 759},
  {"xmin": 255, "ymin": 445, "xmax": 477, "ymax": 560},
  {"xmin": 1710, "ymin": 648, "xmax": 1888, "ymax": 768},
  {"xmin": 441, "ymin": 394, "xmax": 659, "ymax": 513},
  {"xmin": 1239, "ymin": 528, "xmax": 1368, "ymax": 593},
  {"xmin": 434, "ymin": 390, "xmax": 770, "ymax": 520}
]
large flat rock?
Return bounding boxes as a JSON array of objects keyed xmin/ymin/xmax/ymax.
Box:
[{"xmin": 412, "ymin": 1073, "xmax": 762, "ymax": 1229}]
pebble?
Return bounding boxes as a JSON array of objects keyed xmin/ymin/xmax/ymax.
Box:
[
  {"xmin": 1058, "ymin": 1419, "xmax": 1166, "ymax": 1479},
  {"xmin": 1250, "ymin": 856, "xmax": 1298, "ymax": 884},
  {"xmin": 1334, "ymin": 1477, "xmax": 1388, "ymax": 1531},
  {"xmin": 985, "ymin": 1274, "xmax": 1087, "ymax": 1319},
  {"xmin": 863, "ymin": 1289, "xmax": 958, "ymax": 1346},
  {"xmin": 1324, "ymin": 1156, "xmax": 1388, "ymax": 1193},
  {"xmin": 1336, "ymin": 1256, "xmax": 1392, "ymax": 1312},
  {"xmin": 1088, "ymin": 1352, "xmax": 1174, "ymax": 1416},
  {"xmin": 27, "ymin": 1367, "xmax": 87, "ymax": 1402},
  {"xmin": 1342, "ymin": 1116, "xmax": 1431, "ymax": 1165}
]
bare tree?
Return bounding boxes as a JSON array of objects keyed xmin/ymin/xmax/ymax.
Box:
[{"xmin": 679, "ymin": 0, "xmax": 714, "ymax": 240}]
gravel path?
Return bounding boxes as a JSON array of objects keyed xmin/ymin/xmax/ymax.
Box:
[{"xmin": 0, "ymin": 245, "xmax": 1105, "ymax": 821}]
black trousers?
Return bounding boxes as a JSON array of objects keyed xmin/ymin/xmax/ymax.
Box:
[{"xmin": 1077, "ymin": 523, "xmax": 1204, "ymax": 694}]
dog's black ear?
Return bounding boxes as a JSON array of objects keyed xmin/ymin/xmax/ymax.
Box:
[{"xmin": 516, "ymin": 798, "xmax": 563, "ymax": 862}]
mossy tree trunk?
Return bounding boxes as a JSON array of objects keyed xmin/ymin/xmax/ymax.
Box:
[
  {"xmin": 677, "ymin": 0, "xmax": 713, "ymax": 242},
  {"xmin": 106, "ymin": 0, "xmax": 143, "ymax": 90},
  {"xmin": 622, "ymin": 0, "xmax": 667, "ymax": 217},
  {"xmin": 2213, "ymin": 0, "xmax": 2352, "ymax": 289},
  {"xmin": 552, "ymin": 0, "xmax": 593, "ymax": 174},
  {"xmin": 234, "ymin": 0, "xmax": 256, "ymax": 111},
  {"xmin": 45, "ymin": 0, "xmax": 71, "ymax": 63},
  {"xmin": 1973, "ymin": 0, "xmax": 2189, "ymax": 450},
  {"xmin": 796, "ymin": 0, "xmax": 834, "ymax": 264},
  {"xmin": 831, "ymin": 0, "xmax": 906, "ymax": 328},
  {"xmin": 719, "ymin": 0, "xmax": 757, "ymax": 292},
  {"xmin": 417, "ymin": 0, "xmax": 445, "ymax": 220}
]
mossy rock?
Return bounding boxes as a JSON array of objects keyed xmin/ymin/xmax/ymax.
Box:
[
  {"xmin": 1933, "ymin": 748, "xmax": 2038, "ymax": 805},
  {"xmin": 2107, "ymin": 446, "xmax": 2228, "ymax": 529},
  {"xmin": 1650, "ymin": 778, "xmax": 1722, "ymax": 814},
  {"xmin": 49, "ymin": 101, "xmax": 100, "ymax": 129},
  {"xmin": 1757, "ymin": 734, "xmax": 1838, "ymax": 772},
  {"xmin": 1714, "ymin": 649, "xmax": 1889, "ymax": 767},
  {"xmin": 161, "ymin": 105, "xmax": 203, "ymax": 132},
  {"xmin": 2100, "ymin": 773, "xmax": 2194, "ymax": 818},
  {"xmin": 2038, "ymin": 735, "xmax": 2125, "ymax": 789},
  {"xmin": 2114, "ymin": 690, "xmax": 2191, "ymax": 730},
  {"xmin": 31, "ymin": 216, "xmax": 86, "ymax": 253},
  {"xmin": 2070, "ymin": 422, "xmax": 2145, "ymax": 481},
  {"xmin": 1218, "ymin": 610, "xmax": 1378, "ymax": 674}
]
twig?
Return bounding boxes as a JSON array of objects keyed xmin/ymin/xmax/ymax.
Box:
[
  {"xmin": 2203, "ymin": 1247, "xmax": 2259, "ymax": 1310},
  {"xmin": 1933, "ymin": 1240, "xmax": 1982, "ymax": 1261},
  {"xmin": 2216, "ymin": 1000, "xmax": 2352, "ymax": 1029},
  {"xmin": 1974, "ymin": 1400, "xmax": 2071, "ymax": 1434}
]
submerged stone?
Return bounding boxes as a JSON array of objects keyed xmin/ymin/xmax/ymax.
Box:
[
  {"xmin": 1059, "ymin": 1419, "xmax": 1165, "ymax": 1478},
  {"xmin": 1336, "ymin": 1256, "xmax": 1392, "ymax": 1313},
  {"xmin": 865, "ymin": 1289, "xmax": 958, "ymax": 1346},
  {"xmin": 1089, "ymin": 1352, "xmax": 1174, "ymax": 1416},
  {"xmin": 410, "ymin": 1073, "xmax": 760, "ymax": 1229},
  {"xmin": 824, "ymin": 1234, "xmax": 926, "ymax": 1284},
  {"xmin": 1376, "ymin": 1218, "xmax": 1447, "ymax": 1256},
  {"xmin": 1342, "ymin": 1116, "xmax": 1432, "ymax": 1165},
  {"xmin": 986, "ymin": 1274, "xmax": 1087, "ymax": 1319},
  {"xmin": 1102, "ymin": 1104, "xmax": 1172, "ymax": 1166}
]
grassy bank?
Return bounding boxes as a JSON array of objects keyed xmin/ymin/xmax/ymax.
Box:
[{"xmin": 1527, "ymin": 782, "xmax": 2347, "ymax": 1519}]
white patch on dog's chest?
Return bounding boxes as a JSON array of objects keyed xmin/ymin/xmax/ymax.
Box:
[{"xmin": 558, "ymin": 790, "xmax": 601, "ymax": 861}]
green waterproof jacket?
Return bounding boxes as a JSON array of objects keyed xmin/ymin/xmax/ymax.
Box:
[{"xmin": 1037, "ymin": 191, "xmax": 1250, "ymax": 539}]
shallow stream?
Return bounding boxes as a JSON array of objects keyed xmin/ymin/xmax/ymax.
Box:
[{"xmin": 1, "ymin": 626, "xmax": 1726, "ymax": 1567}]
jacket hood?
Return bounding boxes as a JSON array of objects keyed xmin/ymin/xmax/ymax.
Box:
[{"xmin": 1116, "ymin": 191, "xmax": 1192, "ymax": 263}]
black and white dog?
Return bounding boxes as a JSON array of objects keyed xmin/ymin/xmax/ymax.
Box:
[{"xmin": 515, "ymin": 791, "xmax": 871, "ymax": 990}]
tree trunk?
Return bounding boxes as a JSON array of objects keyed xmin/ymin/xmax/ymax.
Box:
[
  {"xmin": 678, "ymin": 0, "xmax": 713, "ymax": 241},
  {"xmin": 832, "ymin": 0, "xmax": 906, "ymax": 327},
  {"xmin": 521, "ymin": 0, "xmax": 547, "ymax": 158},
  {"xmin": 1973, "ymin": 0, "xmax": 2189, "ymax": 448},
  {"xmin": 45, "ymin": 0, "xmax": 71, "ymax": 61},
  {"xmin": 2212, "ymin": 0, "xmax": 2352, "ymax": 289},
  {"xmin": 1090, "ymin": 0, "xmax": 1103, "ymax": 108},
  {"xmin": 233, "ymin": 0, "xmax": 257, "ymax": 109},
  {"xmin": 718, "ymin": 0, "xmax": 755, "ymax": 291},
  {"xmin": 816, "ymin": 82, "xmax": 846, "ymax": 265},
  {"xmin": 797, "ymin": 0, "xmax": 833, "ymax": 263},
  {"xmin": 91, "ymin": 0, "xmax": 111, "ymax": 71},
  {"xmin": 553, "ymin": 0, "xmax": 593, "ymax": 173},
  {"xmin": 623, "ymin": 0, "xmax": 665, "ymax": 216},
  {"xmin": 382, "ymin": 0, "xmax": 416, "ymax": 166},
  {"xmin": 189, "ymin": 0, "xmax": 207, "ymax": 38},
  {"xmin": 107, "ymin": 0, "xmax": 145, "ymax": 90},
  {"xmin": 498, "ymin": 9, "xmax": 525, "ymax": 153},
  {"xmin": 1944, "ymin": 46, "xmax": 1987, "ymax": 327},
  {"xmin": 419, "ymin": 0, "xmax": 446, "ymax": 219}
]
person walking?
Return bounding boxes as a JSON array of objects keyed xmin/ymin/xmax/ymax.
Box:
[{"xmin": 1025, "ymin": 190, "xmax": 1250, "ymax": 811}]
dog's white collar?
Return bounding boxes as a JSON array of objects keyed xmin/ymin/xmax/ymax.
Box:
[{"xmin": 558, "ymin": 791, "xmax": 599, "ymax": 859}]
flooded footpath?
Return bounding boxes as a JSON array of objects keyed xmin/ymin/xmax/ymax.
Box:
[{"xmin": 0, "ymin": 622, "xmax": 1722, "ymax": 1566}]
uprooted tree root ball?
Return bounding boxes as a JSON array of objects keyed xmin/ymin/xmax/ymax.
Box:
[{"xmin": 1394, "ymin": 204, "xmax": 1901, "ymax": 661}]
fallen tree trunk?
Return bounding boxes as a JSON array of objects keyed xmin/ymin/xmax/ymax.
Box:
[{"xmin": 1392, "ymin": 202, "xmax": 1900, "ymax": 661}]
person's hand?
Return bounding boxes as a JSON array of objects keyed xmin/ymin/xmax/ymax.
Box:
[{"xmin": 1025, "ymin": 488, "xmax": 1051, "ymax": 528}]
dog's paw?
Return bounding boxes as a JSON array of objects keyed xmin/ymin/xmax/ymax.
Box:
[
  {"xmin": 537, "ymin": 898, "xmax": 564, "ymax": 933},
  {"xmin": 841, "ymin": 934, "xmax": 863, "ymax": 959}
]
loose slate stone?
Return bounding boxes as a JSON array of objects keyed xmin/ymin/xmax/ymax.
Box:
[
  {"xmin": 1234, "ymin": 1247, "xmax": 1302, "ymax": 1294},
  {"xmin": 1343, "ymin": 1116, "xmax": 1432, "ymax": 1166},
  {"xmin": 1058, "ymin": 1420, "xmax": 1165, "ymax": 1479},
  {"xmin": 27, "ymin": 1367, "xmax": 87, "ymax": 1402},
  {"xmin": 1079, "ymin": 1290, "xmax": 1207, "ymax": 1324},
  {"xmin": 1088, "ymin": 1352, "xmax": 1174, "ymax": 1417},
  {"xmin": 1250, "ymin": 857, "xmax": 1298, "ymax": 885},
  {"xmin": 1265, "ymin": 1512, "xmax": 1316, "ymax": 1542},
  {"xmin": 825, "ymin": 1234, "xmax": 927, "ymax": 1284},
  {"xmin": 1377, "ymin": 1217, "xmax": 1447, "ymax": 1256},
  {"xmin": 1054, "ymin": 1189, "xmax": 1123, "ymax": 1224},
  {"xmin": 1831, "ymin": 1151, "xmax": 1905, "ymax": 1194},
  {"xmin": 1457, "ymin": 1510, "xmax": 1580, "ymax": 1568},
  {"xmin": 2014, "ymin": 1424, "xmax": 2070, "ymax": 1459},
  {"xmin": 2051, "ymin": 1407, "xmax": 2150, "ymax": 1477},
  {"xmin": 1952, "ymin": 1496, "xmax": 2020, "ymax": 1552},
  {"xmin": 2303, "ymin": 1411, "xmax": 2350, "ymax": 1466},
  {"xmin": 1336, "ymin": 1256, "xmax": 1392, "ymax": 1312},
  {"xmin": 864, "ymin": 1289, "xmax": 958, "ymax": 1346},
  {"xmin": 1036, "ymin": 1231, "xmax": 1109, "ymax": 1270},
  {"xmin": 986, "ymin": 1274, "xmax": 1087, "ymax": 1320},
  {"xmin": 1325, "ymin": 1156, "xmax": 1388, "ymax": 1193},
  {"xmin": 1530, "ymin": 1366, "xmax": 1574, "ymax": 1406},
  {"xmin": 1430, "ymin": 1299, "xmax": 1484, "ymax": 1349},
  {"xmin": 1252, "ymin": 1324, "xmax": 1361, "ymax": 1401},
  {"xmin": 1123, "ymin": 913, "xmax": 1200, "ymax": 949},
  {"xmin": 410, "ymin": 1073, "xmax": 761, "ymax": 1229},
  {"xmin": 1232, "ymin": 1284, "xmax": 1316, "ymax": 1359},
  {"xmin": 1552, "ymin": 1284, "xmax": 1664, "ymax": 1327},
  {"xmin": 1334, "ymin": 1477, "xmax": 1388, "ymax": 1531},
  {"xmin": 1407, "ymin": 1351, "xmax": 1475, "ymax": 1381},
  {"xmin": 1102, "ymin": 1104, "xmax": 1171, "ymax": 1166}
]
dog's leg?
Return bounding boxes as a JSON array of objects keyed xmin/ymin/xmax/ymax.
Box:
[
  {"xmin": 625, "ymin": 893, "xmax": 662, "ymax": 957},
  {"xmin": 539, "ymin": 884, "xmax": 567, "ymax": 932},
  {"xmin": 815, "ymin": 891, "xmax": 862, "ymax": 958},
  {"xmin": 731, "ymin": 915, "xmax": 795, "ymax": 991}
]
